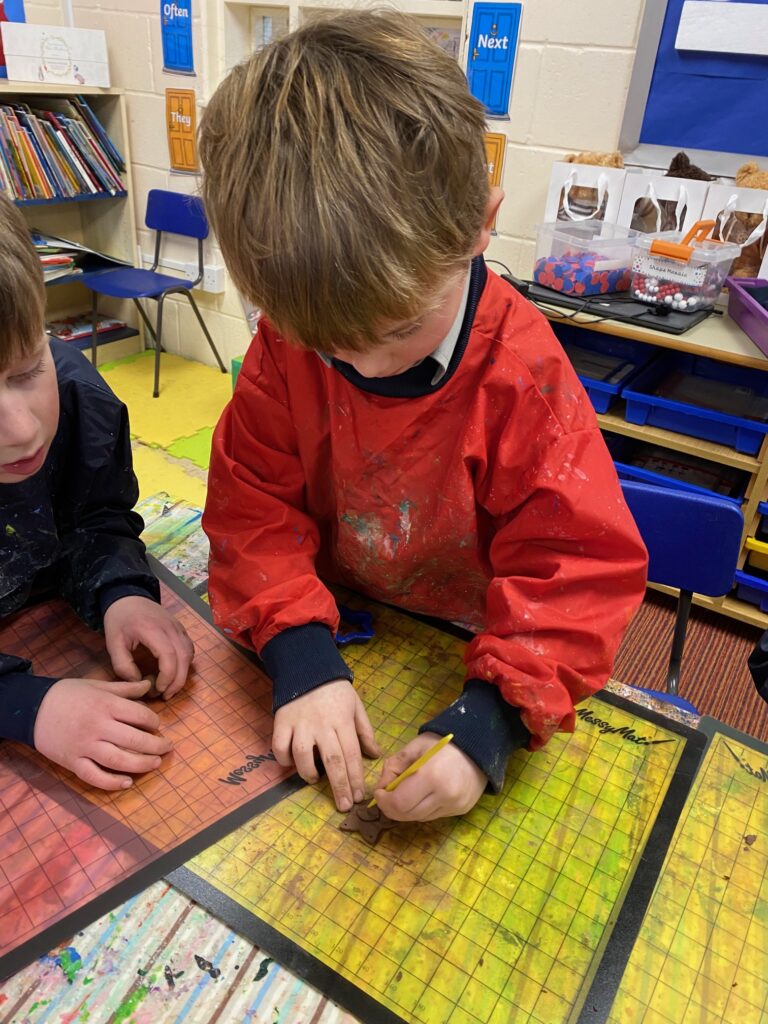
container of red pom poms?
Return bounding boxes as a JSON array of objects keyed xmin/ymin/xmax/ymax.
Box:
[{"xmin": 533, "ymin": 220, "xmax": 638, "ymax": 297}]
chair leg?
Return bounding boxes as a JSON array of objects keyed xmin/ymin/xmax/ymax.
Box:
[
  {"xmin": 132, "ymin": 298, "xmax": 159, "ymax": 348},
  {"xmin": 666, "ymin": 589, "xmax": 693, "ymax": 696},
  {"xmin": 91, "ymin": 292, "xmax": 99, "ymax": 367},
  {"xmin": 153, "ymin": 295, "xmax": 166, "ymax": 398},
  {"xmin": 185, "ymin": 292, "xmax": 227, "ymax": 374}
]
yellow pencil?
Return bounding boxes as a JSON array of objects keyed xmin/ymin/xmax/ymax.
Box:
[{"xmin": 367, "ymin": 732, "xmax": 454, "ymax": 808}]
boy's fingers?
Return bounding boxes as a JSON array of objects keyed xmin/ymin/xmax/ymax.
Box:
[
  {"xmin": 337, "ymin": 727, "xmax": 366, "ymax": 804},
  {"xmin": 379, "ymin": 749, "xmax": 413, "ymax": 787},
  {"xmin": 292, "ymin": 734, "xmax": 321, "ymax": 785},
  {"xmin": 316, "ymin": 735, "xmax": 353, "ymax": 811},
  {"xmin": 98, "ymin": 679, "xmax": 153, "ymax": 700},
  {"xmin": 74, "ymin": 757, "xmax": 132, "ymax": 791},
  {"xmin": 354, "ymin": 701, "xmax": 381, "ymax": 759},
  {"xmin": 271, "ymin": 723, "xmax": 294, "ymax": 767},
  {"xmin": 93, "ymin": 742, "xmax": 164, "ymax": 775},
  {"xmin": 106, "ymin": 639, "xmax": 142, "ymax": 683},
  {"xmin": 106, "ymin": 722, "xmax": 172, "ymax": 756},
  {"xmin": 109, "ymin": 692, "xmax": 163, "ymax": 732}
]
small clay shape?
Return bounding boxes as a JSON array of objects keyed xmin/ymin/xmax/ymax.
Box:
[
  {"xmin": 143, "ymin": 674, "xmax": 161, "ymax": 699},
  {"xmin": 340, "ymin": 801, "xmax": 397, "ymax": 845}
]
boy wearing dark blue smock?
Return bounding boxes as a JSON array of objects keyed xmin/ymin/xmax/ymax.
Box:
[{"xmin": 0, "ymin": 195, "xmax": 193, "ymax": 790}]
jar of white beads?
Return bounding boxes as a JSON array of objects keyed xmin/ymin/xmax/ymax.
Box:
[{"xmin": 629, "ymin": 220, "xmax": 741, "ymax": 313}]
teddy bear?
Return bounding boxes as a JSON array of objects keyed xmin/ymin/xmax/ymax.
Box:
[
  {"xmin": 630, "ymin": 152, "xmax": 718, "ymax": 233},
  {"xmin": 558, "ymin": 151, "xmax": 624, "ymax": 220},
  {"xmin": 723, "ymin": 162, "xmax": 768, "ymax": 278}
]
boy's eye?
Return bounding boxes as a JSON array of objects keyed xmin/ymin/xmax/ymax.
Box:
[
  {"xmin": 12, "ymin": 360, "xmax": 45, "ymax": 383},
  {"xmin": 390, "ymin": 322, "xmax": 422, "ymax": 341}
]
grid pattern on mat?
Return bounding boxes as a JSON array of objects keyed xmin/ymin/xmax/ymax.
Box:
[
  {"xmin": 0, "ymin": 582, "xmax": 291, "ymax": 964},
  {"xmin": 607, "ymin": 730, "xmax": 768, "ymax": 1024},
  {"xmin": 188, "ymin": 601, "xmax": 686, "ymax": 1024}
]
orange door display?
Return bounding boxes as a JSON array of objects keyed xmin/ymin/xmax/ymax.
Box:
[{"xmin": 166, "ymin": 87, "xmax": 198, "ymax": 173}]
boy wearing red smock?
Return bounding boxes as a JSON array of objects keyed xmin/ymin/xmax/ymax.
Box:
[{"xmin": 199, "ymin": 11, "xmax": 648, "ymax": 822}]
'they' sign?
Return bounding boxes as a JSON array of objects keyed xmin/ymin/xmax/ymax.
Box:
[{"xmin": 466, "ymin": 2, "xmax": 523, "ymax": 118}]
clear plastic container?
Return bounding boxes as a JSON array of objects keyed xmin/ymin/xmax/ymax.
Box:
[
  {"xmin": 629, "ymin": 220, "xmax": 741, "ymax": 313},
  {"xmin": 533, "ymin": 220, "xmax": 638, "ymax": 297}
]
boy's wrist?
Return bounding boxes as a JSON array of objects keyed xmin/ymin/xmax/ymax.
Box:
[
  {"xmin": 261, "ymin": 623, "xmax": 354, "ymax": 713},
  {"xmin": 0, "ymin": 669, "xmax": 60, "ymax": 747},
  {"xmin": 98, "ymin": 582, "xmax": 160, "ymax": 619},
  {"xmin": 419, "ymin": 678, "xmax": 530, "ymax": 793}
]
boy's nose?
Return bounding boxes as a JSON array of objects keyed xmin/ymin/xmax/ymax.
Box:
[
  {"xmin": 0, "ymin": 396, "xmax": 40, "ymax": 452},
  {"xmin": 347, "ymin": 354, "xmax": 402, "ymax": 378}
]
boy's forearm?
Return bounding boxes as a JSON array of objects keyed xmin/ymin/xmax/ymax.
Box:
[
  {"xmin": 420, "ymin": 678, "xmax": 530, "ymax": 792},
  {"xmin": 0, "ymin": 654, "xmax": 58, "ymax": 746},
  {"xmin": 260, "ymin": 623, "xmax": 353, "ymax": 712}
]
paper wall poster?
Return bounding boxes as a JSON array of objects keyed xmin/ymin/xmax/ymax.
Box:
[
  {"xmin": 466, "ymin": 2, "xmax": 522, "ymax": 118},
  {"xmin": 166, "ymin": 87, "xmax": 198, "ymax": 173},
  {"xmin": 485, "ymin": 131, "xmax": 506, "ymax": 231},
  {"xmin": 161, "ymin": 0, "xmax": 194, "ymax": 76},
  {"xmin": 0, "ymin": 0, "xmax": 25, "ymax": 79},
  {"xmin": 1, "ymin": 22, "xmax": 109, "ymax": 87}
]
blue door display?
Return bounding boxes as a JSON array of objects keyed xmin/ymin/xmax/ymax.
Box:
[
  {"xmin": 467, "ymin": 2, "xmax": 522, "ymax": 117},
  {"xmin": 161, "ymin": 0, "xmax": 194, "ymax": 76}
]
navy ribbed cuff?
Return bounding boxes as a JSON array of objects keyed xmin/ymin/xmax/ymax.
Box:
[
  {"xmin": 420, "ymin": 678, "xmax": 530, "ymax": 792},
  {"xmin": 261, "ymin": 623, "xmax": 354, "ymax": 712},
  {"xmin": 98, "ymin": 583, "xmax": 160, "ymax": 619},
  {"xmin": 0, "ymin": 670, "xmax": 60, "ymax": 747}
]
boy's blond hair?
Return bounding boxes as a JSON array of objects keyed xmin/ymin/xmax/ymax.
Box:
[
  {"xmin": 200, "ymin": 9, "xmax": 489, "ymax": 353},
  {"xmin": 0, "ymin": 195, "xmax": 46, "ymax": 371}
]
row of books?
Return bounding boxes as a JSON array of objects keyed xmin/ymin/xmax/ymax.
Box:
[
  {"xmin": 0, "ymin": 95, "xmax": 126, "ymax": 203},
  {"xmin": 32, "ymin": 229, "xmax": 130, "ymax": 285}
]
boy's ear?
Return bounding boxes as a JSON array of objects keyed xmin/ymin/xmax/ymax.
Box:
[{"xmin": 472, "ymin": 187, "xmax": 504, "ymax": 256}]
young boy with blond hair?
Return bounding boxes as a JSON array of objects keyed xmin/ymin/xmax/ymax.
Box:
[
  {"xmin": 0, "ymin": 195, "xmax": 193, "ymax": 790},
  {"xmin": 200, "ymin": 9, "xmax": 648, "ymax": 821}
]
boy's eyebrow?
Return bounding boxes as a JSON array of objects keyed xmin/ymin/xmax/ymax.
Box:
[{"xmin": 382, "ymin": 319, "xmax": 420, "ymax": 338}]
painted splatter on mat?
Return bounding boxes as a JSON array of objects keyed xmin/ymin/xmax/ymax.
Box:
[
  {"xmin": 174, "ymin": 598, "xmax": 702, "ymax": 1024},
  {"xmin": 0, "ymin": 880, "xmax": 356, "ymax": 1024},
  {"xmin": 0, "ymin": 566, "xmax": 295, "ymax": 980},
  {"xmin": 607, "ymin": 723, "xmax": 768, "ymax": 1024}
]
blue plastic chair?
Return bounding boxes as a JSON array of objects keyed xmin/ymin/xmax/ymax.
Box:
[
  {"xmin": 82, "ymin": 189, "xmax": 227, "ymax": 397},
  {"xmin": 620, "ymin": 480, "xmax": 744, "ymax": 711}
]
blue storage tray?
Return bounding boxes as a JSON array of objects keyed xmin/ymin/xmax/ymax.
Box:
[
  {"xmin": 735, "ymin": 568, "xmax": 768, "ymax": 612},
  {"xmin": 622, "ymin": 353, "xmax": 768, "ymax": 456},
  {"xmin": 604, "ymin": 434, "xmax": 747, "ymax": 507},
  {"xmin": 552, "ymin": 324, "xmax": 658, "ymax": 414}
]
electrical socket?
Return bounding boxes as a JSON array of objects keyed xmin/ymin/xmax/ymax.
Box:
[
  {"xmin": 202, "ymin": 264, "xmax": 226, "ymax": 293},
  {"xmin": 137, "ymin": 248, "xmax": 227, "ymax": 294}
]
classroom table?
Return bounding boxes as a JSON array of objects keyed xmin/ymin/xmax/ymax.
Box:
[{"xmin": 1, "ymin": 496, "xmax": 764, "ymax": 1024}]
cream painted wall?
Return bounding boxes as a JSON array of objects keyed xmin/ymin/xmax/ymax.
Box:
[{"xmin": 63, "ymin": 0, "xmax": 646, "ymax": 365}]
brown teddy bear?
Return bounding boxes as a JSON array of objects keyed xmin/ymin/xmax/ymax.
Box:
[
  {"xmin": 724, "ymin": 162, "xmax": 768, "ymax": 278},
  {"xmin": 558, "ymin": 151, "xmax": 624, "ymax": 220}
]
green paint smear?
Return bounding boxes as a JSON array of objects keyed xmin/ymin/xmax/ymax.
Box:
[
  {"xmin": 5, "ymin": 524, "xmax": 16, "ymax": 536},
  {"xmin": 167, "ymin": 427, "xmax": 214, "ymax": 470},
  {"xmin": 99, "ymin": 351, "xmax": 153, "ymax": 374},
  {"xmin": 113, "ymin": 984, "xmax": 149, "ymax": 1024},
  {"xmin": 59, "ymin": 949, "xmax": 82, "ymax": 985}
]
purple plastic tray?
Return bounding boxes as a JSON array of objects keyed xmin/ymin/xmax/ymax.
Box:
[{"xmin": 727, "ymin": 276, "xmax": 768, "ymax": 358}]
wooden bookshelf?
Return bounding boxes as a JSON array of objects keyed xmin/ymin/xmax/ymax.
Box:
[{"xmin": 0, "ymin": 84, "xmax": 142, "ymax": 365}]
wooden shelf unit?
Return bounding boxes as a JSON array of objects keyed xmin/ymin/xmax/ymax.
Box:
[
  {"xmin": 0, "ymin": 83, "xmax": 142, "ymax": 365},
  {"xmin": 544, "ymin": 306, "xmax": 768, "ymax": 630}
]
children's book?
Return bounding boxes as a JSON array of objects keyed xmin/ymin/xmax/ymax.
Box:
[{"xmin": 46, "ymin": 313, "xmax": 126, "ymax": 341}]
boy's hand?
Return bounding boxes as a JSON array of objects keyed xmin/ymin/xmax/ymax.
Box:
[
  {"xmin": 104, "ymin": 596, "xmax": 194, "ymax": 699},
  {"xmin": 33, "ymin": 678, "xmax": 172, "ymax": 791},
  {"xmin": 372, "ymin": 732, "xmax": 487, "ymax": 822},
  {"xmin": 272, "ymin": 679, "xmax": 381, "ymax": 812}
]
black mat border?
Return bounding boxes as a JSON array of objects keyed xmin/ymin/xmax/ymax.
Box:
[
  {"xmin": 169, "ymin": 683, "xmax": 706, "ymax": 1024},
  {"xmin": 0, "ymin": 558, "xmax": 302, "ymax": 981},
  {"xmin": 576, "ymin": 696, "xmax": 705, "ymax": 1022},
  {"xmin": 697, "ymin": 715, "xmax": 768, "ymax": 757},
  {"xmin": 170, "ymin": 865, "xmax": 408, "ymax": 1024}
]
